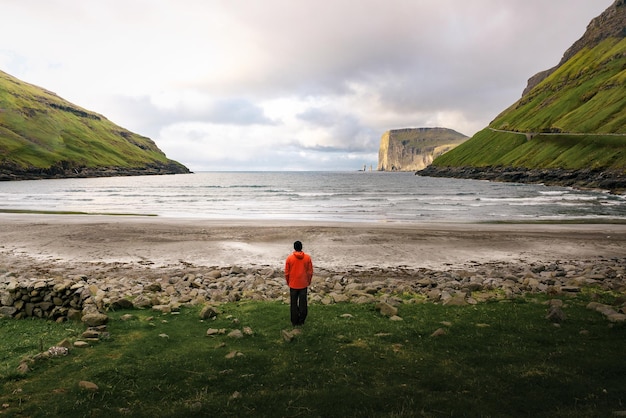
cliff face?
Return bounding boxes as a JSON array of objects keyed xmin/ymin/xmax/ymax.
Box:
[
  {"xmin": 0, "ymin": 70, "xmax": 189, "ymax": 181},
  {"xmin": 378, "ymin": 127, "xmax": 468, "ymax": 171},
  {"xmin": 523, "ymin": 0, "xmax": 626, "ymax": 95}
]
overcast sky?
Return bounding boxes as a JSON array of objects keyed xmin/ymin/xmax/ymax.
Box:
[{"xmin": 0, "ymin": 1, "xmax": 610, "ymax": 171}]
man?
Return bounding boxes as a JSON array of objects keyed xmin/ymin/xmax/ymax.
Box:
[{"xmin": 284, "ymin": 240, "xmax": 313, "ymax": 327}]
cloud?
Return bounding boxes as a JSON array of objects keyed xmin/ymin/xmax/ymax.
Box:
[{"xmin": 0, "ymin": 0, "xmax": 610, "ymax": 170}]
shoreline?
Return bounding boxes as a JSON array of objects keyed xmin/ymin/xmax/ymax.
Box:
[
  {"xmin": 1, "ymin": 213, "xmax": 626, "ymax": 273},
  {"xmin": 1, "ymin": 213, "xmax": 625, "ymax": 320}
]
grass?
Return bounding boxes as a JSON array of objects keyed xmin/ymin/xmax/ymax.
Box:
[
  {"xmin": 433, "ymin": 38, "xmax": 626, "ymax": 172},
  {"xmin": 0, "ymin": 70, "xmax": 186, "ymax": 172},
  {"xmin": 1, "ymin": 293, "xmax": 625, "ymax": 417}
]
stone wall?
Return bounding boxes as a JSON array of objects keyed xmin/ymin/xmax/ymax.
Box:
[{"xmin": 0, "ymin": 278, "xmax": 88, "ymax": 321}]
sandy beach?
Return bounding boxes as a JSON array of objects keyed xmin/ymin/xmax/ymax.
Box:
[{"xmin": 1, "ymin": 214, "xmax": 625, "ymax": 277}]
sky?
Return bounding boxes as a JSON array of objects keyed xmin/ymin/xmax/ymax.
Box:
[{"xmin": 0, "ymin": 1, "xmax": 611, "ymax": 171}]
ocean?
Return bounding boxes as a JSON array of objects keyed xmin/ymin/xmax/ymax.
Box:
[{"xmin": 1, "ymin": 171, "xmax": 625, "ymax": 223}]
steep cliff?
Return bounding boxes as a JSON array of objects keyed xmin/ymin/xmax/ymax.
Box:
[
  {"xmin": 0, "ymin": 70, "xmax": 189, "ymax": 180},
  {"xmin": 420, "ymin": 0, "xmax": 626, "ymax": 192},
  {"xmin": 378, "ymin": 127, "xmax": 468, "ymax": 171}
]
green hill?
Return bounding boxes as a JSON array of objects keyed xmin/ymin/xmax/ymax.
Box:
[
  {"xmin": 420, "ymin": 0, "xmax": 626, "ymax": 192},
  {"xmin": 0, "ymin": 70, "xmax": 189, "ymax": 180}
]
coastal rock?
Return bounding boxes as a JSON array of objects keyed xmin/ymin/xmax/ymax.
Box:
[{"xmin": 378, "ymin": 128, "xmax": 468, "ymax": 171}]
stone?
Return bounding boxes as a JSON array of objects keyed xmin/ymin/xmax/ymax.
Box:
[
  {"xmin": 48, "ymin": 346, "xmax": 69, "ymax": 356},
  {"xmin": 145, "ymin": 283, "xmax": 162, "ymax": 292},
  {"xmin": 443, "ymin": 295, "xmax": 467, "ymax": 306},
  {"xmin": 546, "ymin": 306, "xmax": 567, "ymax": 323},
  {"xmin": 78, "ymin": 381, "xmax": 99, "ymax": 392},
  {"xmin": 375, "ymin": 302, "xmax": 398, "ymax": 317},
  {"xmin": 225, "ymin": 351, "xmax": 244, "ymax": 359},
  {"xmin": 430, "ymin": 328, "xmax": 447, "ymax": 337},
  {"xmin": 0, "ymin": 306, "xmax": 17, "ymax": 317},
  {"xmin": 74, "ymin": 341, "xmax": 90, "ymax": 348},
  {"xmin": 199, "ymin": 305, "xmax": 219, "ymax": 320},
  {"xmin": 81, "ymin": 313, "xmax": 109, "ymax": 327},
  {"xmin": 281, "ymin": 329, "xmax": 294, "ymax": 342},
  {"xmin": 152, "ymin": 305, "xmax": 171, "ymax": 314},
  {"xmin": 228, "ymin": 329, "xmax": 244, "ymax": 339},
  {"xmin": 389, "ymin": 315, "xmax": 403, "ymax": 321},
  {"xmin": 16, "ymin": 362, "xmax": 30, "ymax": 374},
  {"xmin": 110, "ymin": 298, "xmax": 134, "ymax": 310}
]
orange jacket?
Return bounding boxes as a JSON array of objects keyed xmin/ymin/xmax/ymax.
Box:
[{"xmin": 285, "ymin": 251, "xmax": 313, "ymax": 289}]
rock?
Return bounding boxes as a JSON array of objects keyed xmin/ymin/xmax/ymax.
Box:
[
  {"xmin": 207, "ymin": 270, "xmax": 222, "ymax": 279},
  {"xmin": 390, "ymin": 315, "xmax": 403, "ymax": 321},
  {"xmin": 228, "ymin": 329, "xmax": 244, "ymax": 339},
  {"xmin": 378, "ymin": 127, "xmax": 468, "ymax": 171},
  {"xmin": 546, "ymin": 306, "xmax": 567, "ymax": 323},
  {"xmin": 199, "ymin": 305, "xmax": 219, "ymax": 320},
  {"xmin": 73, "ymin": 341, "xmax": 90, "ymax": 348},
  {"xmin": 81, "ymin": 313, "xmax": 108, "ymax": 327},
  {"xmin": 152, "ymin": 305, "xmax": 172, "ymax": 314},
  {"xmin": 281, "ymin": 329, "xmax": 295, "ymax": 342},
  {"xmin": 206, "ymin": 328, "xmax": 221, "ymax": 336},
  {"xmin": 443, "ymin": 295, "xmax": 467, "ymax": 306},
  {"xmin": 145, "ymin": 283, "xmax": 162, "ymax": 292},
  {"xmin": 82, "ymin": 330, "xmax": 101, "ymax": 339},
  {"xmin": 47, "ymin": 346, "xmax": 69, "ymax": 356},
  {"xmin": 375, "ymin": 302, "xmax": 398, "ymax": 317},
  {"xmin": 430, "ymin": 328, "xmax": 447, "ymax": 337},
  {"xmin": 16, "ymin": 361, "xmax": 30, "ymax": 374},
  {"xmin": 78, "ymin": 381, "xmax": 99, "ymax": 392},
  {"xmin": 607, "ymin": 313, "xmax": 626, "ymax": 323},
  {"xmin": 0, "ymin": 306, "xmax": 17, "ymax": 317},
  {"xmin": 242, "ymin": 326, "xmax": 254, "ymax": 336},
  {"xmin": 225, "ymin": 351, "xmax": 244, "ymax": 359},
  {"xmin": 110, "ymin": 298, "xmax": 134, "ymax": 310}
]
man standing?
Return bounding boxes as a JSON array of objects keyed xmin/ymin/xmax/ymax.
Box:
[{"xmin": 284, "ymin": 240, "xmax": 313, "ymax": 327}]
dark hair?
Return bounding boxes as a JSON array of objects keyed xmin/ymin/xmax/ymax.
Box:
[{"xmin": 294, "ymin": 241, "xmax": 303, "ymax": 251}]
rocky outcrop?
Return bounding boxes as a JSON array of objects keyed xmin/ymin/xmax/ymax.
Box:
[
  {"xmin": 417, "ymin": 165, "xmax": 626, "ymax": 193},
  {"xmin": 0, "ymin": 160, "xmax": 190, "ymax": 181},
  {"xmin": 523, "ymin": 0, "xmax": 626, "ymax": 95},
  {"xmin": 378, "ymin": 128, "xmax": 468, "ymax": 171}
]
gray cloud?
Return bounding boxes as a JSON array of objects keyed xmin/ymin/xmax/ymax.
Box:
[{"xmin": 0, "ymin": 0, "xmax": 611, "ymax": 171}]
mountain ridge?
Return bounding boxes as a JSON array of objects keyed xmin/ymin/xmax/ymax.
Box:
[
  {"xmin": 419, "ymin": 0, "xmax": 626, "ymax": 193},
  {"xmin": 0, "ymin": 70, "xmax": 189, "ymax": 181}
]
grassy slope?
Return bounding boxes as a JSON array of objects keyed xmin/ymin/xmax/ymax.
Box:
[
  {"xmin": 433, "ymin": 38, "xmax": 626, "ymax": 172},
  {"xmin": 1, "ymin": 295, "xmax": 624, "ymax": 417},
  {"xmin": 0, "ymin": 70, "xmax": 182, "ymax": 170}
]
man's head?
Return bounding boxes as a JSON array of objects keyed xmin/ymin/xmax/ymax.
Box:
[{"xmin": 294, "ymin": 241, "xmax": 303, "ymax": 251}]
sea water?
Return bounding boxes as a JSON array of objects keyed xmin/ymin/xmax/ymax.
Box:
[{"xmin": 1, "ymin": 171, "xmax": 625, "ymax": 223}]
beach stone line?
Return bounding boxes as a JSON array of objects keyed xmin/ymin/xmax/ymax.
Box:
[{"xmin": 0, "ymin": 259, "xmax": 625, "ymax": 325}]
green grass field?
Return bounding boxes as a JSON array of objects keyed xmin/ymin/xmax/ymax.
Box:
[{"xmin": 1, "ymin": 293, "xmax": 625, "ymax": 417}]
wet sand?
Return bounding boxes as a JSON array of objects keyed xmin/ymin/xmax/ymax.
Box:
[{"xmin": 1, "ymin": 214, "xmax": 625, "ymax": 276}]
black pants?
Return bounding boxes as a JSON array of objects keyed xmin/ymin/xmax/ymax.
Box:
[{"xmin": 290, "ymin": 287, "xmax": 308, "ymax": 326}]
